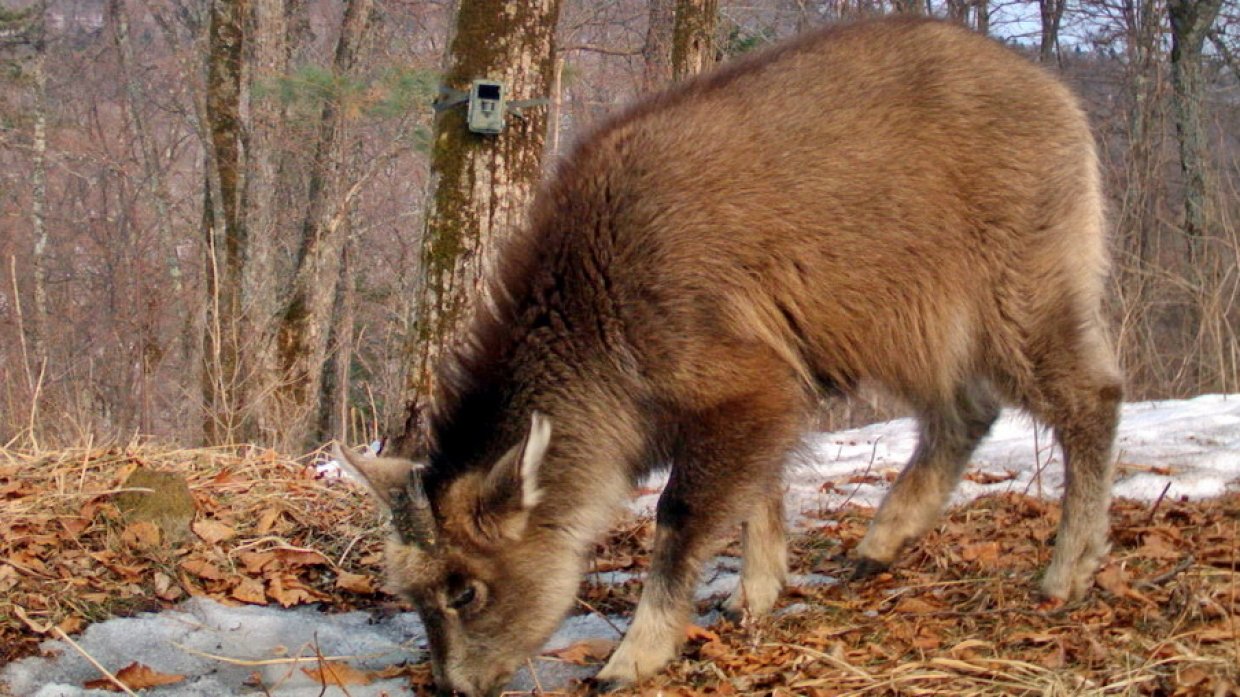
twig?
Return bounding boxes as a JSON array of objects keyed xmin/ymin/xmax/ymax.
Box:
[
  {"xmin": 311, "ymin": 632, "xmax": 352, "ymax": 697},
  {"xmin": 1135, "ymin": 555, "xmax": 1196, "ymax": 590},
  {"xmin": 769, "ymin": 641, "xmax": 872, "ymax": 679},
  {"xmin": 526, "ymin": 657, "xmax": 545, "ymax": 695},
  {"xmin": 16, "ymin": 607, "xmax": 139, "ymax": 696},
  {"xmin": 574, "ymin": 597, "xmax": 626, "ymax": 638},
  {"xmin": 56, "ymin": 625, "xmax": 140, "ymax": 696},
  {"xmin": 835, "ymin": 437, "xmax": 882, "ymax": 512},
  {"xmin": 169, "ymin": 641, "xmax": 395, "ymax": 666},
  {"xmin": 1145, "ymin": 480, "xmax": 1174, "ymax": 524}
]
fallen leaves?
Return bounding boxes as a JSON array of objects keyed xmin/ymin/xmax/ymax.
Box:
[
  {"xmin": 84, "ymin": 663, "xmax": 184, "ymax": 692},
  {"xmin": 0, "ymin": 444, "xmax": 387, "ymax": 666},
  {"xmin": 599, "ymin": 492, "xmax": 1240, "ymax": 697},
  {"xmin": 3, "ymin": 443, "xmax": 1238, "ymax": 697}
]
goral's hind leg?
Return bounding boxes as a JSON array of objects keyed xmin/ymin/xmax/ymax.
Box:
[
  {"xmin": 854, "ymin": 380, "xmax": 1000, "ymax": 571},
  {"xmin": 723, "ymin": 486, "xmax": 787, "ymax": 620},
  {"xmin": 597, "ymin": 388, "xmax": 803, "ymax": 687},
  {"xmin": 1029, "ymin": 323, "xmax": 1122, "ymax": 601}
]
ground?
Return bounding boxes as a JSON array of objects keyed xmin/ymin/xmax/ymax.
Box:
[{"xmin": 2, "ymin": 397, "xmax": 1238, "ymax": 695}]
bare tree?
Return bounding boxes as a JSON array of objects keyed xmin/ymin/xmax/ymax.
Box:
[
  {"xmin": 1039, "ymin": 0, "xmax": 1067, "ymax": 63},
  {"xmin": 1168, "ymin": 0, "xmax": 1224, "ymax": 257},
  {"xmin": 389, "ymin": 0, "xmax": 563, "ymax": 456},
  {"xmin": 272, "ymin": 0, "xmax": 375, "ymax": 449}
]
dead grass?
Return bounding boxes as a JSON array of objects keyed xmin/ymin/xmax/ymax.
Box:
[
  {"xmin": 1, "ymin": 443, "xmax": 1237, "ymax": 695},
  {"xmin": 0, "ymin": 442, "xmax": 390, "ymax": 667}
]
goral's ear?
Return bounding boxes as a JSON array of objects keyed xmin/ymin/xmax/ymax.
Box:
[
  {"xmin": 478, "ymin": 413, "xmax": 552, "ymax": 539},
  {"xmin": 333, "ymin": 442, "xmax": 422, "ymax": 512}
]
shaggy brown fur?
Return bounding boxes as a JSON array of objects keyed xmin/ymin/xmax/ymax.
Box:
[{"xmin": 342, "ymin": 16, "xmax": 1122, "ymax": 696}]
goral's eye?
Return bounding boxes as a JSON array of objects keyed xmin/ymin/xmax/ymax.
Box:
[{"xmin": 448, "ymin": 583, "xmax": 477, "ymax": 610}]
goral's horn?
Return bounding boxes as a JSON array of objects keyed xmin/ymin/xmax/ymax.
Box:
[{"xmin": 392, "ymin": 468, "xmax": 438, "ymax": 549}]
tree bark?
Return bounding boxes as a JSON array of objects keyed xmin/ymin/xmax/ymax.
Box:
[
  {"xmin": 318, "ymin": 232, "xmax": 357, "ymax": 445},
  {"xmin": 29, "ymin": 0, "xmax": 48, "ymax": 363},
  {"xmin": 388, "ymin": 0, "xmax": 562, "ymax": 456},
  {"xmin": 202, "ymin": 0, "xmax": 246, "ymax": 444},
  {"xmin": 1168, "ymin": 0, "xmax": 1224, "ymax": 259},
  {"xmin": 240, "ymin": 0, "xmax": 293, "ymax": 441},
  {"xmin": 672, "ymin": 0, "xmax": 718, "ymax": 79},
  {"xmin": 643, "ymin": 0, "xmax": 675, "ymax": 91}
]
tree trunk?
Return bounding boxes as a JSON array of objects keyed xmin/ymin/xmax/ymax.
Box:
[
  {"xmin": 1168, "ymin": 0, "xmax": 1223, "ymax": 259},
  {"xmin": 269, "ymin": 0, "xmax": 374, "ymax": 451},
  {"xmin": 974, "ymin": 0, "xmax": 990, "ymax": 35},
  {"xmin": 109, "ymin": 0, "xmax": 183, "ymax": 296},
  {"xmin": 672, "ymin": 0, "xmax": 718, "ymax": 79},
  {"xmin": 388, "ymin": 0, "xmax": 562, "ymax": 456},
  {"xmin": 240, "ymin": 0, "xmax": 294, "ymax": 443},
  {"xmin": 1038, "ymin": 0, "xmax": 1066, "ymax": 64},
  {"xmin": 318, "ymin": 233, "xmax": 357, "ymax": 445},
  {"xmin": 1120, "ymin": 0, "xmax": 1162, "ymax": 267},
  {"xmin": 202, "ymin": 0, "xmax": 246, "ymax": 444},
  {"xmin": 945, "ymin": 0, "xmax": 969, "ymax": 24},
  {"xmin": 29, "ymin": 0, "xmax": 48, "ymax": 363},
  {"xmin": 643, "ymin": 0, "xmax": 675, "ymax": 91}
]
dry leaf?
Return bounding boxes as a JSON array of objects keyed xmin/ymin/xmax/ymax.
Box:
[
  {"xmin": 120, "ymin": 521, "xmax": 161, "ymax": 549},
  {"xmin": 1196, "ymin": 623, "xmax": 1236, "ymax": 642},
  {"xmin": 1137, "ymin": 531, "xmax": 1181, "ymax": 560},
  {"xmin": 335, "ymin": 571, "xmax": 378, "ymax": 594},
  {"xmin": 964, "ymin": 470, "xmax": 1017, "ymax": 484},
  {"xmin": 256, "ymin": 508, "xmax": 284, "ymax": 535},
  {"xmin": 302, "ymin": 660, "xmax": 373, "ymax": 686},
  {"xmin": 192, "ymin": 518, "xmax": 236, "ymax": 544},
  {"xmin": 274, "ymin": 548, "xmax": 330, "ymax": 567},
  {"xmin": 686, "ymin": 624, "xmax": 721, "ymax": 642},
  {"xmin": 84, "ymin": 662, "xmax": 184, "ymax": 691},
  {"xmin": 181, "ymin": 557, "xmax": 226, "ymax": 581},
  {"xmin": 893, "ymin": 596, "xmax": 941, "ymax": 614},
  {"xmin": 267, "ymin": 574, "xmax": 321, "ymax": 607},
  {"xmin": 238, "ymin": 550, "xmax": 277, "ymax": 574},
  {"xmin": 56, "ymin": 615, "xmax": 85, "ymax": 635},
  {"xmin": 961, "ymin": 541, "xmax": 1000, "ymax": 564},
  {"xmin": 593, "ymin": 554, "xmax": 634, "ymax": 572},
  {"xmin": 699, "ymin": 639, "xmax": 730, "ymax": 660},
  {"xmin": 545, "ymin": 638, "xmax": 616, "ymax": 664},
  {"xmin": 59, "ymin": 518, "xmax": 89, "ymax": 537},
  {"xmin": 231, "ymin": 576, "xmax": 266, "ymax": 604}
]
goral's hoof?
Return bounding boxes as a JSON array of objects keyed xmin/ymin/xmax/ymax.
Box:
[
  {"xmin": 850, "ymin": 556, "xmax": 890, "ymax": 580},
  {"xmin": 584, "ymin": 675, "xmax": 629, "ymax": 694}
]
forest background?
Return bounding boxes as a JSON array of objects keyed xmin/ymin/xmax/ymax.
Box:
[{"xmin": 0, "ymin": 0, "xmax": 1237, "ymax": 453}]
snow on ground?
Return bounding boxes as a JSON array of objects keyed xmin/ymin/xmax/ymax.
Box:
[{"xmin": 5, "ymin": 395, "xmax": 1238, "ymax": 696}]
